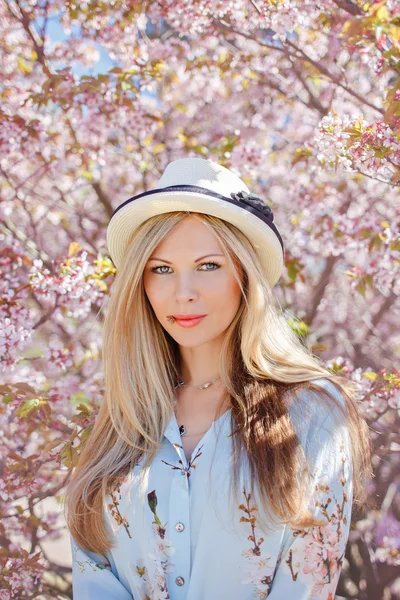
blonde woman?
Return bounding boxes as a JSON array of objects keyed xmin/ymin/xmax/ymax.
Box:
[{"xmin": 65, "ymin": 157, "xmax": 372, "ymax": 600}]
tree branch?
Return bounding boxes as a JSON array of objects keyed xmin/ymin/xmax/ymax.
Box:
[
  {"xmin": 290, "ymin": 61, "xmax": 328, "ymax": 116},
  {"xmin": 303, "ymin": 255, "xmax": 340, "ymax": 326},
  {"xmin": 92, "ymin": 181, "xmax": 114, "ymax": 219},
  {"xmin": 216, "ymin": 19, "xmax": 384, "ymax": 116},
  {"xmin": 285, "ymin": 38, "xmax": 384, "ymax": 115},
  {"xmin": 12, "ymin": 0, "xmax": 52, "ymax": 77},
  {"xmin": 332, "ymin": 0, "xmax": 364, "ymax": 16}
]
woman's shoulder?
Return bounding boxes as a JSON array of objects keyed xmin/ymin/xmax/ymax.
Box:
[{"xmin": 286, "ymin": 377, "xmax": 348, "ymax": 446}]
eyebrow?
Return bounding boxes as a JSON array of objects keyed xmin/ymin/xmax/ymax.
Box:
[{"xmin": 148, "ymin": 253, "xmax": 225, "ymax": 264}]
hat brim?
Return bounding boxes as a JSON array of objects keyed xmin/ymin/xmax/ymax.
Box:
[{"xmin": 106, "ymin": 191, "xmax": 284, "ymax": 288}]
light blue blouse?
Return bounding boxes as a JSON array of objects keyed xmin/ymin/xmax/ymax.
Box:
[{"xmin": 70, "ymin": 378, "xmax": 353, "ymax": 600}]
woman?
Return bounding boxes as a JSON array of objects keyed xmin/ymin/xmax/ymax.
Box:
[{"xmin": 65, "ymin": 156, "xmax": 372, "ymax": 599}]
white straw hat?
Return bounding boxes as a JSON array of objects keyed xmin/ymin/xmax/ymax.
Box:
[{"xmin": 106, "ymin": 157, "xmax": 284, "ymax": 288}]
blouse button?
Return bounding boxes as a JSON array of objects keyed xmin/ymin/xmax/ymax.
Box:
[
  {"xmin": 175, "ymin": 522, "xmax": 185, "ymax": 532},
  {"xmin": 175, "ymin": 576, "xmax": 185, "ymax": 586}
]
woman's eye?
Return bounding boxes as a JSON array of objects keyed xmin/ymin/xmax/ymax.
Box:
[
  {"xmin": 150, "ymin": 265, "xmax": 170, "ymax": 274},
  {"xmin": 150, "ymin": 262, "xmax": 221, "ymax": 274}
]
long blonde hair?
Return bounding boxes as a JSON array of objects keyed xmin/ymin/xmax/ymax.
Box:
[{"xmin": 65, "ymin": 211, "xmax": 373, "ymax": 555}]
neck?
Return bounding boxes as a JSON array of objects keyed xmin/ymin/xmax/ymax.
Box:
[{"xmin": 178, "ymin": 340, "xmax": 222, "ymax": 386}]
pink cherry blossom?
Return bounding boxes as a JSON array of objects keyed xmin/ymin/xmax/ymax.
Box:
[{"xmin": 1, "ymin": 0, "xmax": 399, "ymax": 597}]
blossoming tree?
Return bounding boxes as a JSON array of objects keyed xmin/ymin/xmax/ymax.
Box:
[{"xmin": 0, "ymin": 0, "xmax": 399, "ymax": 598}]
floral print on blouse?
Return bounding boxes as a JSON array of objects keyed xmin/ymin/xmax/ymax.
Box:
[{"xmin": 70, "ymin": 378, "xmax": 353, "ymax": 600}]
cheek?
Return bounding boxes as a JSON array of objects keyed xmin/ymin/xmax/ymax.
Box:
[
  {"xmin": 228, "ymin": 278, "xmax": 243, "ymax": 311},
  {"xmin": 143, "ymin": 275, "xmax": 165, "ymax": 312},
  {"xmin": 210, "ymin": 273, "xmax": 242, "ymax": 307}
]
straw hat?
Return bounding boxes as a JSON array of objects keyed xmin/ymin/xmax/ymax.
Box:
[{"xmin": 106, "ymin": 157, "xmax": 284, "ymax": 287}]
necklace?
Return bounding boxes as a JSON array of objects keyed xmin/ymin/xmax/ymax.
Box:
[
  {"xmin": 173, "ymin": 376, "xmax": 221, "ymax": 437},
  {"xmin": 175, "ymin": 376, "xmax": 221, "ymax": 390}
]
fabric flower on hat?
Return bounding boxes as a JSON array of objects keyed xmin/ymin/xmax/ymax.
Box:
[{"xmin": 230, "ymin": 190, "xmax": 274, "ymax": 221}]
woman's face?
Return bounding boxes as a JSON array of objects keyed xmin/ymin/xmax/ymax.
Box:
[{"xmin": 143, "ymin": 215, "xmax": 243, "ymax": 348}]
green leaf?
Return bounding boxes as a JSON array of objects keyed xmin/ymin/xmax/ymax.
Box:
[
  {"xmin": 60, "ymin": 442, "xmax": 79, "ymax": 469},
  {"xmin": 76, "ymin": 403, "xmax": 91, "ymax": 416},
  {"xmin": 287, "ymin": 263, "xmax": 298, "ymax": 281},
  {"xmin": 288, "ymin": 317, "xmax": 309, "ymax": 337},
  {"xmin": 291, "ymin": 146, "xmax": 313, "ymax": 166},
  {"xmin": 16, "ymin": 398, "xmax": 47, "ymax": 418},
  {"xmin": 43, "ymin": 439, "xmax": 64, "ymax": 454},
  {"xmin": 0, "ymin": 385, "xmax": 12, "ymax": 394},
  {"xmin": 363, "ymin": 371, "xmax": 378, "ymax": 380},
  {"xmin": 80, "ymin": 424, "xmax": 94, "ymax": 443}
]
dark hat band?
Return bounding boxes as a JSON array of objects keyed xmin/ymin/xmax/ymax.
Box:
[{"xmin": 111, "ymin": 184, "xmax": 284, "ymax": 255}]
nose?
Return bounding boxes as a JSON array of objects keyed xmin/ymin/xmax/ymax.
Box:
[{"xmin": 174, "ymin": 272, "xmax": 199, "ymax": 304}]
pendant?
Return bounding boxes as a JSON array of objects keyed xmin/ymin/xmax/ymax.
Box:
[{"xmin": 179, "ymin": 424, "xmax": 186, "ymax": 436}]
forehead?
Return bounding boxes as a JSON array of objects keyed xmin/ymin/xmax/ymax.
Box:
[{"xmin": 153, "ymin": 215, "xmax": 223, "ymax": 252}]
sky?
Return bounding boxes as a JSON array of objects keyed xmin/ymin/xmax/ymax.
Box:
[{"xmin": 36, "ymin": 10, "xmax": 114, "ymax": 77}]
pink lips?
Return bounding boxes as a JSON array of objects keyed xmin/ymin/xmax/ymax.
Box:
[{"xmin": 174, "ymin": 316, "xmax": 206, "ymax": 328}]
